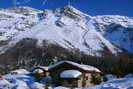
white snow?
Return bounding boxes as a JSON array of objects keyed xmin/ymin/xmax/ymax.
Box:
[
  {"xmin": 0, "ymin": 5, "xmax": 133, "ymax": 89},
  {"xmin": 43, "ymin": 61, "xmax": 101, "ymax": 73},
  {"xmin": 30, "ymin": 82, "xmax": 44, "ymax": 89},
  {"xmin": 55, "ymin": 77, "xmax": 133, "ymax": 89},
  {"xmin": 33, "ymin": 69, "xmax": 44, "ymax": 73},
  {"xmin": 84, "ymin": 78, "xmax": 133, "ymax": 89},
  {"xmin": 0, "ymin": 69, "xmax": 133, "ymax": 89},
  {"xmin": 0, "ymin": 11, "xmax": 26, "ymax": 18},
  {"xmin": 54, "ymin": 86, "xmax": 70, "ymax": 89},
  {"xmin": 92, "ymin": 15, "xmax": 133, "ymax": 53},
  {"xmin": 0, "ymin": 6, "xmax": 129, "ymax": 56},
  {"xmin": 0, "ymin": 79, "xmax": 11, "ymax": 89},
  {"xmin": 11, "ymin": 69, "xmax": 30, "ymax": 75},
  {"xmin": 1, "ymin": 72, "xmax": 46, "ymax": 89},
  {"xmin": 104, "ymin": 74, "xmax": 117, "ymax": 81},
  {"xmin": 124, "ymin": 74, "xmax": 133, "ymax": 78},
  {"xmin": 60, "ymin": 70, "xmax": 82, "ymax": 78}
]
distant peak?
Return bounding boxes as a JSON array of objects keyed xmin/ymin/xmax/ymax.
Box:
[
  {"xmin": 2, "ymin": 6, "xmax": 38, "ymax": 11},
  {"xmin": 0, "ymin": 6, "xmax": 42, "ymax": 15}
]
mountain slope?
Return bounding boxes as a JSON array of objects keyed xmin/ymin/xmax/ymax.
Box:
[
  {"xmin": 0, "ymin": 6, "xmax": 133, "ymax": 70},
  {"xmin": 91, "ymin": 15, "xmax": 133, "ymax": 53},
  {"xmin": 1, "ymin": 6, "xmax": 130, "ymax": 56}
]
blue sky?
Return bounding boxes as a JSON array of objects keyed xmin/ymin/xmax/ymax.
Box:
[{"xmin": 0, "ymin": 0, "xmax": 133, "ymax": 17}]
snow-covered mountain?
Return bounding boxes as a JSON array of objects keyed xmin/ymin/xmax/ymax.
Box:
[{"xmin": 1, "ymin": 6, "xmax": 133, "ymax": 57}]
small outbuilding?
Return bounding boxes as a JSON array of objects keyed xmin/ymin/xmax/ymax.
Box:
[{"xmin": 60, "ymin": 70, "xmax": 83, "ymax": 88}]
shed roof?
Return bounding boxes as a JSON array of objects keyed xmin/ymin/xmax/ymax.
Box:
[
  {"xmin": 11, "ymin": 69, "xmax": 30, "ymax": 75},
  {"xmin": 33, "ymin": 69, "xmax": 44, "ymax": 73},
  {"xmin": 60, "ymin": 70, "xmax": 82, "ymax": 78}
]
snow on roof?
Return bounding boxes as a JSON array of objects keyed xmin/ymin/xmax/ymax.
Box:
[
  {"xmin": 36, "ymin": 66, "xmax": 49, "ymax": 71},
  {"xmin": 32, "ymin": 66, "xmax": 49, "ymax": 73},
  {"xmin": 49, "ymin": 61, "xmax": 101, "ymax": 73},
  {"xmin": 60, "ymin": 70, "xmax": 82, "ymax": 78},
  {"xmin": 11, "ymin": 69, "xmax": 30, "ymax": 75},
  {"xmin": 35, "ymin": 61, "xmax": 101, "ymax": 73},
  {"xmin": 33, "ymin": 69, "xmax": 44, "ymax": 73},
  {"xmin": 54, "ymin": 86, "xmax": 69, "ymax": 89},
  {"xmin": 39, "ymin": 66, "xmax": 49, "ymax": 71}
]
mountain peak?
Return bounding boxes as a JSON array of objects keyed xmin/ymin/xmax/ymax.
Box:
[
  {"xmin": 63, "ymin": 5, "xmax": 89, "ymax": 16},
  {"xmin": 53, "ymin": 5, "xmax": 90, "ymax": 21}
]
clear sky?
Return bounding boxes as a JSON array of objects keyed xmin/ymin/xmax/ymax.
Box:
[{"xmin": 0, "ymin": 0, "xmax": 133, "ymax": 17}]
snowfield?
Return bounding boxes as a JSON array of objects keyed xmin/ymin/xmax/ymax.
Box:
[
  {"xmin": 0, "ymin": 69, "xmax": 133, "ymax": 89},
  {"xmin": 1, "ymin": 70, "xmax": 44, "ymax": 89},
  {"xmin": 81, "ymin": 78, "xmax": 133, "ymax": 89}
]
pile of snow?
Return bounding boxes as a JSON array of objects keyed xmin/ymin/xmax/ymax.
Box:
[
  {"xmin": 104, "ymin": 74, "xmax": 117, "ymax": 81},
  {"xmin": 0, "ymin": 79, "xmax": 11, "ymax": 89},
  {"xmin": 84, "ymin": 78, "xmax": 133, "ymax": 89},
  {"xmin": 60, "ymin": 70, "xmax": 82, "ymax": 78},
  {"xmin": 30, "ymin": 82, "xmax": 44, "ymax": 89},
  {"xmin": 124, "ymin": 74, "xmax": 133, "ymax": 78},
  {"xmin": 0, "ymin": 69, "xmax": 46, "ymax": 89}
]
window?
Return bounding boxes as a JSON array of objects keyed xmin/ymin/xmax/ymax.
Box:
[
  {"xmin": 85, "ymin": 76, "xmax": 89, "ymax": 80},
  {"xmin": 68, "ymin": 80, "xmax": 73, "ymax": 84},
  {"xmin": 85, "ymin": 73, "xmax": 91, "ymax": 80}
]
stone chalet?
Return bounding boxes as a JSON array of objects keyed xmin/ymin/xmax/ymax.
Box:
[{"xmin": 32, "ymin": 61, "xmax": 102, "ymax": 88}]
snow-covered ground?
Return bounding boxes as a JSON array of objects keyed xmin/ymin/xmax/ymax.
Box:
[
  {"xmin": 0, "ymin": 69, "xmax": 133, "ymax": 89},
  {"xmin": 82, "ymin": 78, "xmax": 133, "ymax": 89},
  {"xmin": 55, "ymin": 78, "xmax": 133, "ymax": 89},
  {"xmin": 0, "ymin": 69, "xmax": 44, "ymax": 89}
]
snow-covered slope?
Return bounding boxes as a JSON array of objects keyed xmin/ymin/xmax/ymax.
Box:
[
  {"xmin": 0, "ymin": 6, "xmax": 133, "ymax": 56},
  {"xmin": 91, "ymin": 15, "xmax": 133, "ymax": 53},
  {"xmin": 0, "ymin": 7, "xmax": 44, "ymax": 53},
  {"xmin": 1, "ymin": 6, "xmax": 132, "ymax": 56}
]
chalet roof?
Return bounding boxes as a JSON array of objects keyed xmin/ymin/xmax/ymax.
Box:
[
  {"xmin": 37, "ymin": 66, "xmax": 49, "ymax": 71},
  {"xmin": 60, "ymin": 70, "xmax": 82, "ymax": 78},
  {"xmin": 34, "ymin": 61, "xmax": 101, "ymax": 73},
  {"xmin": 11, "ymin": 69, "xmax": 30, "ymax": 75},
  {"xmin": 49, "ymin": 61, "xmax": 101, "ymax": 72}
]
